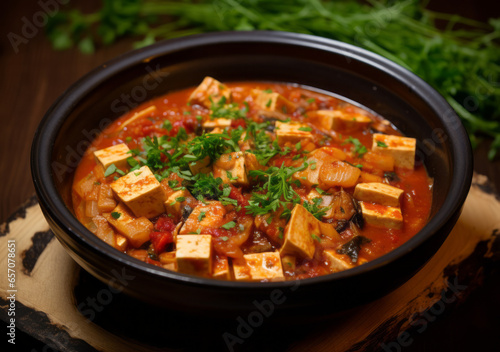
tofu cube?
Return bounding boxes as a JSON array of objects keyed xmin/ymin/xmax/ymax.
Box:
[
  {"xmin": 213, "ymin": 255, "xmax": 230, "ymax": 280},
  {"xmin": 176, "ymin": 235, "xmax": 213, "ymax": 276},
  {"xmin": 164, "ymin": 189, "xmax": 188, "ymax": 220},
  {"xmin": 252, "ymin": 89, "xmax": 296, "ymax": 113},
  {"xmin": 279, "ymin": 204, "xmax": 319, "ymax": 259},
  {"xmin": 359, "ymin": 201, "xmax": 403, "ymax": 229},
  {"xmin": 308, "ymin": 110, "xmax": 371, "ymax": 132},
  {"xmin": 281, "ymin": 255, "xmax": 296, "ymax": 271},
  {"xmin": 275, "ymin": 121, "xmax": 313, "ymax": 146},
  {"xmin": 213, "ymin": 152, "xmax": 260, "ymax": 186},
  {"xmin": 188, "ymin": 77, "xmax": 232, "ymax": 108},
  {"xmin": 243, "ymin": 252, "xmax": 284, "ymax": 281},
  {"xmin": 354, "ymin": 182, "xmax": 404, "ymax": 207},
  {"xmin": 94, "ymin": 143, "xmax": 130, "ymax": 170},
  {"xmin": 110, "ymin": 166, "xmax": 166, "ymax": 218},
  {"xmin": 323, "ymin": 250, "xmax": 355, "ymax": 272},
  {"xmin": 306, "ymin": 188, "xmax": 334, "ymax": 218},
  {"xmin": 372, "ymin": 133, "xmax": 416, "ymax": 169},
  {"xmin": 180, "ymin": 202, "xmax": 227, "ymax": 234},
  {"xmin": 104, "ymin": 203, "xmax": 153, "ymax": 248},
  {"xmin": 188, "ymin": 156, "xmax": 212, "ymax": 175},
  {"xmin": 232, "ymin": 258, "xmax": 252, "ymax": 281},
  {"xmin": 202, "ymin": 118, "xmax": 232, "ymax": 130}
]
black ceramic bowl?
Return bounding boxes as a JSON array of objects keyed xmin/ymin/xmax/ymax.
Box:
[{"xmin": 31, "ymin": 31, "xmax": 472, "ymax": 316}]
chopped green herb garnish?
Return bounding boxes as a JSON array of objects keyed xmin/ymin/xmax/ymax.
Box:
[
  {"xmin": 222, "ymin": 221, "xmax": 236, "ymax": 230},
  {"xmin": 162, "ymin": 120, "xmax": 172, "ymax": 131},
  {"xmin": 111, "ymin": 212, "xmax": 121, "ymax": 219},
  {"xmin": 295, "ymin": 142, "xmax": 301, "ymax": 151},
  {"xmin": 298, "ymin": 126, "xmax": 312, "ymax": 132},
  {"xmin": 263, "ymin": 89, "xmax": 273, "ymax": 93},
  {"xmin": 343, "ymin": 136, "xmax": 368, "ymax": 158},
  {"xmin": 307, "ymin": 98, "xmax": 315, "ymax": 104},
  {"xmin": 125, "ymin": 136, "xmax": 132, "ymax": 143},
  {"xmin": 265, "ymin": 99, "xmax": 272, "ymax": 108},
  {"xmin": 198, "ymin": 211, "xmax": 206, "ymax": 222},
  {"xmin": 104, "ymin": 164, "xmax": 118, "ymax": 177},
  {"xmin": 221, "ymin": 236, "xmax": 229, "ymax": 242},
  {"xmin": 376, "ymin": 141, "xmax": 388, "ymax": 148},
  {"xmin": 311, "ymin": 234, "xmax": 321, "ymax": 242}
]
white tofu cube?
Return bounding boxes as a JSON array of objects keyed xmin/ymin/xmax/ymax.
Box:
[
  {"xmin": 180, "ymin": 202, "xmax": 227, "ymax": 234},
  {"xmin": 372, "ymin": 133, "xmax": 416, "ymax": 169},
  {"xmin": 176, "ymin": 235, "xmax": 213, "ymax": 276},
  {"xmin": 243, "ymin": 252, "xmax": 284, "ymax": 281},
  {"xmin": 104, "ymin": 202, "xmax": 153, "ymax": 248},
  {"xmin": 188, "ymin": 77, "xmax": 232, "ymax": 108},
  {"xmin": 275, "ymin": 121, "xmax": 313, "ymax": 146},
  {"xmin": 202, "ymin": 118, "xmax": 232, "ymax": 130},
  {"xmin": 213, "ymin": 152, "xmax": 260, "ymax": 186},
  {"xmin": 110, "ymin": 166, "xmax": 166, "ymax": 218},
  {"xmin": 359, "ymin": 201, "xmax": 403, "ymax": 229},
  {"xmin": 252, "ymin": 89, "xmax": 296, "ymax": 114},
  {"xmin": 354, "ymin": 182, "xmax": 404, "ymax": 207},
  {"xmin": 94, "ymin": 143, "xmax": 130, "ymax": 170}
]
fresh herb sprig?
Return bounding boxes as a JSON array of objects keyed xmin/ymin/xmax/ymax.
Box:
[
  {"xmin": 46, "ymin": 0, "xmax": 500, "ymax": 159},
  {"xmin": 245, "ymin": 163, "xmax": 307, "ymax": 217}
]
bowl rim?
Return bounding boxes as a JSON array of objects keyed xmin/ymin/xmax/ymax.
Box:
[{"xmin": 31, "ymin": 30, "xmax": 473, "ymax": 290}]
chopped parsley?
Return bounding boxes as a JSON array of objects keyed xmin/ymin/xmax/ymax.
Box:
[
  {"xmin": 111, "ymin": 212, "xmax": 121, "ymax": 219},
  {"xmin": 343, "ymin": 136, "xmax": 368, "ymax": 158},
  {"xmin": 198, "ymin": 211, "xmax": 206, "ymax": 222},
  {"xmin": 303, "ymin": 197, "xmax": 329, "ymax": 220},
  {"xmin": 162, "ymin": 120, "xmax": 173, "ymax": 131},
  {"xmin": 222, "ymin": 221, "xmax": 236, "ymax": 230},
  {"xmin": 311, "ymin": 234, "xmax": 321, "ymax": 242},
  {"xmin": 265, "ymin": 99, "xmax": 272, "ymax": 108},
  {"xmin": 376, "ymin": 140, "xmax": 388, "ymax": 148},
  {"xmin": 104, "ymin": 164, "xmax": 118, "ymax": 177},
  {"xmin": 298, "ymin": 126, "xmax": 312, "ymax": 132}
]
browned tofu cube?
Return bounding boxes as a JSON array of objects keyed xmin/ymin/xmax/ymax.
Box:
[
  {"xmin": 110, "ymin": 166, "xmax": 166, "ymax": 218},
  {"xmin": 180, "ymin": 202, "xmax": 227, "ymax": 234},
  {"xmin": 213, "ymin": 255, "xmax": 230, "ymax": 280},
  {"xmin": 213, "ymin": 152, "xmax": 260, "ymax": 186},
  {"xmin": 308, "ymin": 110, "xmax": 371, "ymax": 132},
  {"xmin": 372, "ymin": 133, "xmax": 416, "ymax": 169},
  {"xmin": 94, "ymin": 143, "xmax": 130, "ymax": 170},
  {"xmin": 354, "ymin": 182, "xmax": 404, "ymax": 207},
  {"xmin": 188, "ymin": 156, "xmax": 212, "ymax": 175},
  {"xmin": 202, "ymin": 118, "xmax": 232, "ymax": 130},
  {"xmin": 323, "ymin": 250, "xmax": 355, "ymax": 272},
  {"xmin": 176, "ymin": 235, "xmax": 213, "ymax": 276},
  {"xmin": 104, "ymin": 203, "xmax": 153, "ymax": 248},
  {"xmin": 164, "ymin": 189, "xmax": 189, "ymax": 220},
  {"xmin": 279, "ymin": 204, "xmax": 318, "ymax": 259},
  {"xmin": 232, "ymin": 257, "xmax": 251, "ymax": 281},
  {"xmin": 188, "ymin": 77, "xmax": 232, "ymax": 108},
  {"xmin": 243, "ymin": 252, "xmax": 284, "ymax": 281},
  {"xmin": 252, "ymin": 89, "xmax": 296, "ymax": 114},
  {"xmin": 359, "ymin": 201, "xmax": 403, "ymax": 229},
  {"xmin": 275, "ymin": 121, "xmax": 313, "ymax": 146}
]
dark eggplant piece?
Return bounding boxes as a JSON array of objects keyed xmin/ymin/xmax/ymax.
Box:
[
  {"xmin": 337, "ymin": 235, "xmax": 371, "ymax": 263},
  {"xmin": 181, "ymin": 205, "xmax": 194, "ymax": 221}
]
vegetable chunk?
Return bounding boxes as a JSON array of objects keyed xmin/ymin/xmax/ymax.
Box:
[
  {"xmin": 354, "ymin": 182, "xmax": 403, "ymax": 207},
  {"xmin": 94, "ymin": 143, "xmax": 130, "ymax": 170},
  {"xmin": 180, "ymin": 202, "xmax": 227, "ymax": 234},
  {"xmin": 372, "ymin": 133, "xmax": 416, "ymax": 169},
  {"xmin": 104, "ymin": 203, "xmax": 153, "ymax": 248},
  {"xmin": 176, "ymin": 235, "xmax": 213, "ymax": 276},
  {"xmin": 110, "ymin": 166, "xmax": 166, "ymax": 218}
]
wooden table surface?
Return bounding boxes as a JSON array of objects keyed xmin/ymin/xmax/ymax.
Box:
[{"xmin": 1, "ymin": 0, "xmax": 499, "ymax": 351}]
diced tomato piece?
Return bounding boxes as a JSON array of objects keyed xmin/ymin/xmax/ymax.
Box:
[
  {"xmin": 155, "ymin": 215, "xmax": 176, "ymax": 232},
  {"xmin": 150, "ymin": 231, "xmax": 174, "ymax": 253}
]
